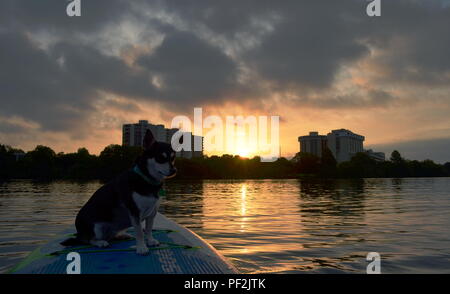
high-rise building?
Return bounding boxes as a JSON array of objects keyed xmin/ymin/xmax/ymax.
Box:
[
  {"xmin": 326, "ymin": 129, "xmax": 365, "ymax": 163},
  {"xmin": 122, "ymin": 120, "xmax": 153, "ymax": 147},
  {"xmin": 122, "ymin": 120, "xmax": 203, "ymax": 158},
  {"xmin": 298, "ymin": 129, "xmax": 377, "ymax": 163},
  {"xmin": 298, "ymin": 132, "xmax": 328, "ymax": 157}
]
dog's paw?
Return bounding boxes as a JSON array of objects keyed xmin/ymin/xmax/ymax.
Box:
[
  {"xmin": 136, "ymin": 244, "xmax": 149, "ymax": 255},
  {"xmin": 114, "ymin": 232, "xmax": 133, "ymax": 240},
  {"xmin": 146, "ymin": 238, "xmax": 160, "ymax": 247},
  {"xmin": 91, "ymin": 240, "xmax": 110, "ymax": 248}
]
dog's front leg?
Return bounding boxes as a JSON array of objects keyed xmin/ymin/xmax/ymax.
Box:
[
  {"xmin": 144, "ymin": 203, "xmax": 160, "ymax": 247},
  {"xmin": 130, "ymin": 215, "xmax": 149, "ymax": 255}
]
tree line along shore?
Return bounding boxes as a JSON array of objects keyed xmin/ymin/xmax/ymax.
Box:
[{"xmin": 1, "ymin": 144, "xmax": 449, "ymax": 181}]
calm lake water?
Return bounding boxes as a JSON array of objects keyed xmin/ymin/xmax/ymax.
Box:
[{"xmin": 1, "ymin": 178, "xmax": 450, "ymax": 274}]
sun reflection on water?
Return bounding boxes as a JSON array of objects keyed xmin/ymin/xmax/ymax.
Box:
[
  {"xmin": 2, "ymin": 179, "xmax": 449, "ymax": 274},
  {"xmin": 198, "ymin": 179, "xmax": 308, "ymax": 272},
  {"xmin": 239, "ymin": 184, "xmax": 247, "ymax": 232}
]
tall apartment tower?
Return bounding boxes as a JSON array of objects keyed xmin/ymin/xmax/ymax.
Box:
[
  {"xmin": 298, "ymin": 129, "xmax": 369, "ymax": 163},
  {"xmin": 122, "ymin": 120, "xmax": 204, "ymax": 158},
  {"xmin": 326, "ymin": 129, "xmax": 364, "ymax": 163},
  {"xmin": 298, "ymin": 132, "xmax": 328, "ymax": 157},
  {"xmin": 123, "ymin": 120, "xmax": 149, "ymax": 147}
]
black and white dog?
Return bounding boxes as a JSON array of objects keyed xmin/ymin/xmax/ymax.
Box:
[{"xmin": 61, "ymin": 129, "xmax": 176, "ymax": 255}]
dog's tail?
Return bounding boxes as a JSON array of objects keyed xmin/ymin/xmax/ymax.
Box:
[{"xmin": 60, "ymin": 236, "xmax": 84, "ymax": 247}]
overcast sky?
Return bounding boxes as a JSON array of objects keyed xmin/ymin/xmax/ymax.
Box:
[{"xmin": 0, "ymin": 0, "xmax": 449, "ymax": 162}]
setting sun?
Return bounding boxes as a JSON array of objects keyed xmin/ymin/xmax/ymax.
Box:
[{"xmin": 236, "ymin": 148, "xmax": 253, "ymax": 158}]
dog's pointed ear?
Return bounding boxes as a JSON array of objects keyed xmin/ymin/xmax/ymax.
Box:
[{"xmin": 143, "ymin": 129, "xmax": 155, "ymax": 150}]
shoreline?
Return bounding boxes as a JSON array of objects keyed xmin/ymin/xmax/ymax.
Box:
[{"xmin": 2, "ymin": 175, "xmax": 449, "ymax": 184}]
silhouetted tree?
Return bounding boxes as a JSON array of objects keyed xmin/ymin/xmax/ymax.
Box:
[
  {"xmin": 444, "ymin": 162, "xmax": 450, "ymax": 176},
  {"xmin": 338, "ymin": 152, "xmax": 378, "ymax": 178},
  {"xmin": 0, "ymin": 143, "xmax": 448, "ymax": 180},
  {"xmin": 319, "ymin": 147, "xmax": 337, "ymax": 177},
  {"xmin": 0, "ymin": 145, "xmax": 15, "ymax": 179},
  {"xmin": 97, "ymin": 144, "xmax": 142, "ymax": 181},
  {"xmin": 390, "ymin": 150, "xmax": 403, "ymax": 163},
  {"xmin": 23, "ymin": 145, "xmax": 57, "ymax": 179},
  {"xmin": 294, "ymin": 152, "xmax": 320, "ymax": 174},
  {"xmin": 388, "ymin": 150, "xmax": 409, "ymax": 177}
]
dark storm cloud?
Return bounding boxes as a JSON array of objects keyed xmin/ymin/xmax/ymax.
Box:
[
  {"xmin": 0, "ymin": 27, "xmax": 241, "ymax": 134},
  {"xmin": 0, "ymin": 0, "xmax": 139, "ymax": 134},
  {"xmin": 0, "ymin": 0, "xmax": 246, "ymax": 133},
  {"xmin": 244, "ymin": 1, "xmax": 369, "ymax": 90},
  {"xmin": 362, "ymin": 0, "xmax": 450, "ymax": 85},
  {"xmin": 0, "ymin": 30, "xmax": 157, "ymax": 134},
  {"xmin": 0, "ymin": 0, "xmax": 130, "ymax": 33},
  {"xmin": 152, "ymin": 0, "xmax": 275, "ymax": 37},
  {"xmin": 51, "ymin": 42, "xmax": 157, "ymax": 99},
  {"xmin": 0, "ymin": 31, "xmax": 93, "ymax": 132},
  {"xmin": 154, "ymin": 0, "xmax": 370, "ymax": 89},
  {"xmin": 1, "ymin": 0, "xmax": 450, "ymax": 136},
  {"xmin": 137, "ymin": 30, "xmax": 241, "ymax": 104},
  {"xmin": 157, "ymin": 0, "xmax": 450, "ymax": 88}
]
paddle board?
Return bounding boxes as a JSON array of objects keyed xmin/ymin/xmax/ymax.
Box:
[{"xmin": 9, "ymin": 213, "xmax": 238, "ymax": 274}]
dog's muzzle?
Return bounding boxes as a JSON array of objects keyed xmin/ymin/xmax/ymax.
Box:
[{"xmin": 168, "ymin": 167, "xmax": 177, "ymax": 177}]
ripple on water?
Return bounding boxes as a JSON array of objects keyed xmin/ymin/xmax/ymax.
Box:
[{"xmin": 1, "ymin": 178, "xmax": 450, "ymax": 273}]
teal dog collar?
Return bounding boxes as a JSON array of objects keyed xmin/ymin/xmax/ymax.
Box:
[
  {"xmin": 133, "ymin": 165, "xmax": 161, "ymax": 186},
  {"xmin": 133, "ymin": 166, "xmax": 166, "ymax": 197}
]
